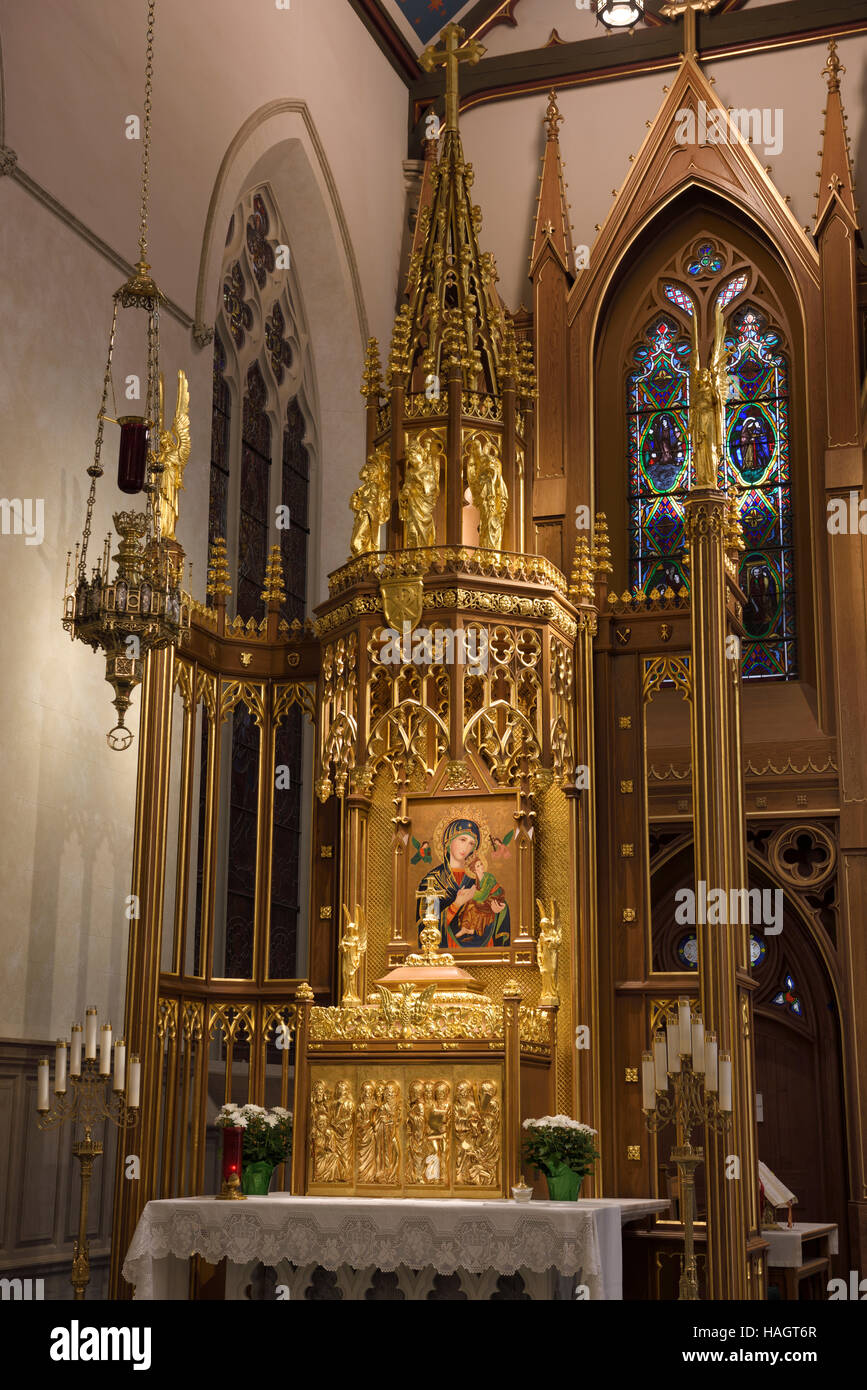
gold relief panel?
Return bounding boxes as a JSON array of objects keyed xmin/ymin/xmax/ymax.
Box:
[{"xmin": 305, "ymin": 1064, "xmax": 503, "ymax": 1197}]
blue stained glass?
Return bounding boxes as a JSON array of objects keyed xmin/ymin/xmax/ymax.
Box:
[
  {"xmin": 750, "ymin": 934, "xmax": 766, "ymax": 967},
  {"xmin": 677, "ymin": 934, "xmax": 699, "ymax": 969},
  {"xmin": 687, "ymin": 241, "xmax": 724, "ymax": 275},
  {"xmin": 772, "ymin": 972, "xmax": 803, "ymax": 1017},
  {"xmin": 717, "ymin": 273, "xmax": 748, "ymax": 309},
  {"xmin": 628, "ymin": 298, "xmax": 796, "ymax": 679},
  {"xmin": 663, "ymin": 283, "xmax": 695, "ymax": 316}
]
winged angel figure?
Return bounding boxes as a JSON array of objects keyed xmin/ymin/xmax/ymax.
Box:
[
  {"xmin": 689, "ymin": 304, "xmax": 732, "ymax": 490},
  {"xmin": 376, "ymin": 982, "xmax": 436, "ymax": 1037},
  {"xmin": 157, "ymin": 370, "xmax": 191, "ymax": 540}
]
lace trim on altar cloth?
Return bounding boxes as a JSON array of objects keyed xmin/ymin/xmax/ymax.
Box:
[{"xmin": 122, "ymin": 1199, "xmax": 604, "ymax": 1300}]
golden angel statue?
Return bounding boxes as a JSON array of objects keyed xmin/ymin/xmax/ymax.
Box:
[
  {"xmin": 339, "ymin": 904, "xmax": 367, "ymax": 1006},
  {"xmin": 398, "ymin": 436, "xmax": 440, "ymax": 548},
  {"xmin": 465, "ymin": 436, "xmax": 508, "ymax": 551},
  {"xmin": 535, "ymin": 897, "xmax": 561, "ymax": 1008},
  {"xmin": 689, "ymin": 304, "xmax": 731, "ymax": 490},
  {"xmin": 157, "ymin": 370, "xmax": 191, "ymax": 540},
  {"xmin": 349, "ymin": 444, "xmax": 390, "ymax": 556}
]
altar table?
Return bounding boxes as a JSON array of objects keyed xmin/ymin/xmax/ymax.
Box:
[{"xmin": 123, "ymin": 1195, "xmax": 668, "ymax": 1301}]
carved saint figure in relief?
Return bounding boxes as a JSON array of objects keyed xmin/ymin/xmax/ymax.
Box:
[
  {"xmin": 453, "ymin": 1081, "xmax": 480, "ymax": 1186},
  {"xmin": 310, "ymin": 1082, "xmax": 342, "ymax": 1184},
  {"xmin": 424, "ymin": 1081, "xmax": 451, "ymax": 1183},
  {"xmin": 689, "ymin": 304, "xmax": 732, "ymax": 490},
  {"xmin": 374, "ymin": 1082, "xmax": 402, "ymax": 1184},
  {"xmin": 398, "ymin": 436, "xmax": 440, "ymax": 548},
  {"xmin": 331, "ymin": 1080, "xmax": 356, "ymax": 1183},
  {"xmin": 472, "ymin": 1081, "xmax": 500, "ymax": 1187},
  {"xmin": 349, "ymin": 444, "xmax": 390, "ymax": 556},
  {"xmin": 356, "ymin": 1081, "xmax": 378, "ymax": 1184},
  {"xmin": 406, "ymin": 1081, "xmax": 428, "ymax": 1184},
  {"xmin": 465, "ymin": 436, "xmax": 508, "ymax": 552},
  {"xmin": 536, "ymin": 897, "xmax": 562, "ymax": 1007}
]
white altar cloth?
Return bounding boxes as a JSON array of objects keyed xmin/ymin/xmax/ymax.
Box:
[
  {"xmin": 122, "ymin": 1195, "xmax": 668, "ymax": 1301},
  {"xmin": 762, "ymin": 1222, "xmax": 838, "ymax": 1269}
]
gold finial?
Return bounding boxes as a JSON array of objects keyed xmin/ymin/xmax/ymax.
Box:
[
  {"xmin": 503, "ymin": 977, "xmax": 522, "ymax": 997},
  {"xmin": 501, "ymin": 320, "xmax": 519, "ymax": 382},
  {"xmin": 261, "ymin": 544, "xmax": 286, "ymax": 606},
  {"xmin": 544, "ymin": 89, "xmax": 563, "ymax": 141},
  {"xmin": 569, "ymin": 534, "xmax": 595, "ymax": 605},
  {"xmin": 517, "ymin": 339, "xmax": 537, "ymax": 397},
  {"xmin": 592, "ymin": 511, "xmax": 613, "ymax": 579},
  {"xmin": 419, "ymin": 22, "xmax": 486, "ymax": 134},
  {"xmin": 295, "ymin": 981, "xmax": 314, "ymax": 1001},
  {"xmin": 360, "ymin": 337, "xmax": 383, "ymax": 399},
  {"xmin": 725, "ymin": 484, "xmax": 745, "ymax": 553},
  {"xmin": 822, "ymin": 39, "xmax": 844, "ymax": 94},
  {"xmin": 206, "ymin": 536, "xmax": 231, "ymax": 598}
]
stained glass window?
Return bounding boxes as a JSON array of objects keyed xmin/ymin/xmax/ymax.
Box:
[
  {"xmin": 223, "ymin": 262, "xmax": 253, "ymax": 349},
  {"xmin": 724, "ymin": 304, "xmax": 796, "ymax": 679},
  {"xmin": 772, "ymin": 971, "xmax": 803, "ymax": 1017},
  {"xmin": 750, "ymin": 933, "xmax": 766, "ymax": 967},
  {"xmin": 627, "ymin": 294, "xmax": 796, "ymax": 679},
  {"xmin": 209, "ymin": 331, "xmax": 231, "ymax": 544},
  {"xmin": 716, "ymin": 273, "xmax": 747, "ymax": 310},
  {"xmin": 628, "ymin": 315, "xmax": 692, "ymax": 597},
  {"xmin": 677, "ymin": 934, "xmax": 699, "ymax": 969},
  {"xmin": 663, "ymin": 283, "xmax": 694, "ymax": 316},
  {"xmin": 237, "ymin": 361, "xmax": 271, "ymax": 622},
  {"xmin": 266, "ymin": 302, "xmax": 293, "ymax": 385},
  {"xmin": 246, "ymin": 193, "xmax": 275, "ymax": 289},
  {"xmin": 687, "ymin": 241, "xmax": 724, "ymax": 276}
]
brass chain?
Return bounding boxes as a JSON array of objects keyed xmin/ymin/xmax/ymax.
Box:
[
  {"xmin": 137, "ymin": 0, "xmax": 156, "ymax": 265},
  {"xmin": 79, "ymin": 300, "xmax": 121, "ymax": 580}
]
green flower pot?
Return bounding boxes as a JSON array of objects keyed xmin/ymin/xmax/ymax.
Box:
[
  {"xmin": 241, "ymin": 1160, "xmax": 275, "ymax": 1195},
  {"xmin": 544, "ymin": 1163, "xmax": 583, "ymax": 1201}
]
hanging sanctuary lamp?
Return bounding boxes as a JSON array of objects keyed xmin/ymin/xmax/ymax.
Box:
[{"xmin": 62, "ymin": 0, "xmax": 189, "ymax": 751}]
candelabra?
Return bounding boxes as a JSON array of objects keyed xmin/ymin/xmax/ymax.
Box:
[
  {"xmin": 641, "ymin": 998, "xmax": 732, "ymax": 1301},
  {"xmin": 37, "ymin": 1010, "xmax": 140, "ymax": 1299}
]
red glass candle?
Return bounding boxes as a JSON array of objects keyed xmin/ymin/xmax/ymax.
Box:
[
  {"xmin": 117, "ymin": 417, "xmax": 149, "ymax": 494},
  {"xmin": 221, "ymin": 1126, "xmax": 243, "ymax": 1184}
]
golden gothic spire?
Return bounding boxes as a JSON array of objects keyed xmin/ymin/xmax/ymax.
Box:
[{"xmin": 815, "ymin": 39, "xmax": 859, "ymax": 234}]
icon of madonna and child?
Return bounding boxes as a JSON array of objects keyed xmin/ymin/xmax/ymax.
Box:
[{"xmin": 415, "ymin": 816, "xmax": 512, "ymax": 949}]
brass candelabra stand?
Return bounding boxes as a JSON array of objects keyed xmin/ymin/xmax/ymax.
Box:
[
  {"xmin": 37, "ymin": 1055, "xmax": 139, "ymax": 1300},
  {"xmin": 641, "ymin": 1001, "xmax": 732, "ymax": 1301}
]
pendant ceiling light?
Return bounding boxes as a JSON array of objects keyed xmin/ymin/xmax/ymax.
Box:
[
  {"xmin": 62, "ymin": 0, "xmax": 189, "ymax": 751},
  {"xmin": 595, "ymin": 1, "xmax": 646, "ymax": 30}
]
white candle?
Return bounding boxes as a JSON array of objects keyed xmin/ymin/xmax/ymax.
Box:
[
  {"xmin": 128, "ymin": 1056, "xmax": 141, "ymax": 1108},
  {"xmin": 678, "ymin": 998, "xmax": 692, "ymax": 1059},
  {"xmin": 113, "ymin": 1039, "xmax": 126, "ymax": 1093},
  {"xmin": 705, "ymin": 1032, "xmax": 719, "ymax": 1091},
  {"xmin": 100, "ymin": 1023, "xmax": 113, "ymax": 1075},
  {"xmin": 719, "ymin": 1053, "xmax": 732, "ymax": 1112},
  {"xmin": 653, "ymin": 1031, "xmax": 668, "ymax": 1091},
  {"xmin": 55, "ymin": 1040, "xmax": 67, "ymax": 1094},
  {"xmin": 666, "ymin": 1017, "xmax": 681, "ymax": 1073},
  {"xmin": 85, "ymin": 1008, "xmax": 98, "ymax": 1060},
  {"xmin": 70, "ymin": 1025, "xmax": 82, "ymax": 1076},
  {"xmin": 691, "ymin": 1017, "xmax": 705, "ymax": 1074},
  {"xmin": 37, "ymin": 1058, "xmax": 50, "ymax": 1112},
  {"xmin": 641, "ymin": 1052, "xmax": 656, "ymax": 1110}
]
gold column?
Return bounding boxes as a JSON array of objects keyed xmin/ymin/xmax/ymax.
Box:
[
  {"xmin": 573, "ymin": 585, "xmax": 601, "ymax": 1186},
  {"xmin": 109, "ymin": 646, "xmax": 176, "ymax": 1297},
  {"xmin": 342, "ymin": 792, "xmax": 371, "ymax": 1000},
  {"xmin": 684, "ymin": 488, "xmax": 756, "ymax": 1299}
]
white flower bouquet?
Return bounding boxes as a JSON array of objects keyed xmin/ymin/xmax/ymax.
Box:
[
  {"xmin": 521, "ymin": 1115, "xmax": 599, "ymax": 1183},
  {"xmin": 216, "ymin": 1103, "xmax": 293, "ymax": 1165}
]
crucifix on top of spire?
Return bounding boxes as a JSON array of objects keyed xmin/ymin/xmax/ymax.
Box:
[
  {"xmin": 660, "ymin": 0, "xmax": 722, "ymax": 64},
  {"xmin": 419, "ymin": 22, "xmax": 485, "ymax": 134}
]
